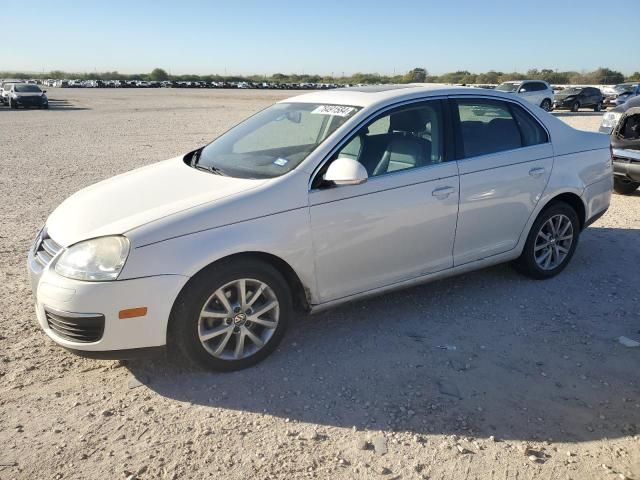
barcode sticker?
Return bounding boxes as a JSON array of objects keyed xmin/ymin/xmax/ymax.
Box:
[{"xmin": 311, "ymin": 105, "xmax": 356, "ymax": 117}]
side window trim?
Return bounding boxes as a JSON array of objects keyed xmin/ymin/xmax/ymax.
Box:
[{"xmin": 308, "ymin": 96, "xmax": 453, "ymax": 190}]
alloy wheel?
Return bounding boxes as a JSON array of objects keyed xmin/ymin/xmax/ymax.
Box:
[
  {"xmin": 534, "ymin": 214, "xmax": 574, "ymax": 270},
  {"xmin": 198, "ymin": 278, "xmax": 279, "ymax": 360}
]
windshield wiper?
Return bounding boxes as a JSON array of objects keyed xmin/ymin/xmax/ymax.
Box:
[
  {"xmin": 191, "ymin": 149, "xmax": 225, "ymax": 176},
  {"xmin": 194, "ymin": 164, "xmax": 225, "ymax": 175}
]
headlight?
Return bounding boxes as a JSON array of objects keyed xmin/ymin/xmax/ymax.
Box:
[
  {"xmin": 55, "ymin": 236, "xmax": 130, "ymax": 281},
  {"xmin": 600, "ymin": 112, "xmax": 622, "ymax": 129}
]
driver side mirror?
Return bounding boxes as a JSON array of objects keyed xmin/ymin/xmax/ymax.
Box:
[{"xmin": 323, "ymin": 157, "xmax": 368, "ymax": 186}]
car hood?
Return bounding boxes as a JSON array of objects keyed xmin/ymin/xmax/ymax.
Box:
[{"xmin": 46, "ymin": 156, "xmax": 266, "ymax": 247}]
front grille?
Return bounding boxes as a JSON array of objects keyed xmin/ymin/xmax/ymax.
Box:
[
  {"xmin": 45, "ymin": 309, "xmax": 105, "ymax": 343},
  {"xmin": 18, "ymin": 96, "xmax": 43, "ymax": 105},
  {"xmin": 33, "ymin": 230, "xmax": 62, "ymax": 270}
]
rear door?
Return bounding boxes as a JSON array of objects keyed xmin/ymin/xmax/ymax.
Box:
[{"xmin": 451, "ymin": 97, "xmax": 553, "ymax": 265}]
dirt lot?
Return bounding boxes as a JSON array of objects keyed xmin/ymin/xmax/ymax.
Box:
[{"xmin": 0, "ymin": 88, "xmax": 638, "ymax": 480}]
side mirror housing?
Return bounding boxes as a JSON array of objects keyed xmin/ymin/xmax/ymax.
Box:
[{"xmin": 324, "ymin": 157, "xmax": 368, "ymax": 186}]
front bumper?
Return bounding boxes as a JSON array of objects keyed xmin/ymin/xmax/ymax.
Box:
[
  {"xmin": 14, "ymin": 96, "xmax": 47, "ymax": 107},
  {"xmin": 27, "ymin": 239, "xmax": 188, "ymax": 355},
  {"xmin": 613, "ymin": 148, "xmax": 640, "ymax": 182},
  {"xmin": 552, "ymin": 99, "xmax": 573, "ymax": 109}
]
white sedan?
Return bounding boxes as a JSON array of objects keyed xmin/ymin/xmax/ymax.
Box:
[{"xmin": 28, "ymin": 85, "xmax": 613, "ymax": 371}]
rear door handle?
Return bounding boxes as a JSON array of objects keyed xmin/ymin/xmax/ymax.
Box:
[
  {"xmin": 432, "ymin": 186, "xmax": 455, "ymax": 199},
  {"xmin": 529, "ymin": 167, "xmax": 545, "ymax": 178}
]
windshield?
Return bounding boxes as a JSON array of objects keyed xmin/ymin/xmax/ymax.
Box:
[
  {"xmin": 614, "ymin": 84, "xmax": 635, "ymax": 94},
  {"xmin": 559, "ymin": 87, "xmax": 582, "ymax": 95},
  {"xmin": 15, "ymin": 84, "xmax": 42, "ymax": 93},
  {"xmin": 196, "ymin": 102, "xmax": 361, "ymax": 178},
  {"xmin": 495, "ymin": 82, "xmax": 520, "ymax": 92}
]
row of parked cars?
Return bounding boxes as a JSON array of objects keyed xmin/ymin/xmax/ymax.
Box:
[
  {"xmin": 40, "ymin": 79, "xmax": 341, "ymax": 90},
  {"xmin": 492, "ymin": 80, "xmax": 640, "ymax": 112}
]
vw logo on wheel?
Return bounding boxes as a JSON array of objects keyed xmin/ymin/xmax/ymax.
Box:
[{"xmin": 233, "ymin": 312, "xmax": 247, "ymax": 326}]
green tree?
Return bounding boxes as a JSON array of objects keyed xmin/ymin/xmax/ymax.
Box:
[
  {"xmin": 404, "ymin": 67, "xmax": 428, "ymax": 83},
  {"xmin": 149, "ymin": 68, "xmax": 170, "ymax": 81}
]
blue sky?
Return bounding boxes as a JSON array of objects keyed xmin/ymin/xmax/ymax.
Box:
[{"xmin": 1, "ymin": 0, "xmax": 634, "ymax": 75}]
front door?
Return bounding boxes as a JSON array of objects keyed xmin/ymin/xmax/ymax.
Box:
[{"xmin": 309, "ymin": 100, "xmax": 459, "ymax": 302}]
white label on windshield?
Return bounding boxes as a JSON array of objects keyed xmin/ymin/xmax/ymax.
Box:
[
  {"xmin": 311, "ymin": 105, "xmax": 356, "ymax": 117},
  {"xmin": 273, "ymin": 158, "xmax": 288, "ymax": 166}
]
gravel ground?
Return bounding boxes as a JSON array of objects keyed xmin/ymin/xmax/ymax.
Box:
[{"xmin": 1, "ymin": 89, "xmax": 639, "ymax": 480}]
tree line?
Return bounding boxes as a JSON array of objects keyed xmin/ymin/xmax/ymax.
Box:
[{"xmin": 2, "ymin": 67, "xmax": 639, "ymax": 85}]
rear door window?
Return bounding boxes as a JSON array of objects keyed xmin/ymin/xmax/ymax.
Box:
[{"xmin": 455, "ymin": 99, "xmax": 523, "ymax": 158}]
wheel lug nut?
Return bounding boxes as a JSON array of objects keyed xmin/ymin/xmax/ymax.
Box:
[
  {"xmin": 233, "ymin": 326, "xmax": 240, "ymax": 333},
  {"xmin": 234, "ymin": 307, "xmax": 241, "ymax": 313}
]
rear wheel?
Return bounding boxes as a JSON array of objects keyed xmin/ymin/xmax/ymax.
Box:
[
  {"xmin": 169, "ymin": 259, "xmax": 292, "ymax": 371},
  {"xmin": 9, "ymin": 99, "xmax": 17, "ymax": 109},
  {"xmin": 571, "ymin": 101, "xmax": 580, "ymax": 112},
  {"xmin": 594, "ymin": 102, "xmax": 603, "ymax": 112},
  {"xmin": 514, "ymin": 202, "xmax": 580, "ymax": 280},
  {"xmin": 613, "ymin": 177, "xmax": 640, "ymax": 195},
  {"xmin": 540, "ymin": 99, "xmax": 552, "ymax": 112}
]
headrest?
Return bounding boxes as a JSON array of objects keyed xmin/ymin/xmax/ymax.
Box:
[{"xmin": 389, "ymin": 110, "xmax": 423, "ymax": 133}]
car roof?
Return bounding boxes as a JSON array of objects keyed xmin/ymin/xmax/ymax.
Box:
[{"xmin": 281, "ymin": 84, "xmax": 531, "ymax": 108}]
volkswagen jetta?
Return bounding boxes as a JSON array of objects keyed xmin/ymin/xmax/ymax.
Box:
[{"xmin": 28, "ymin": 85, "xmax": 613, "ymax": 371}]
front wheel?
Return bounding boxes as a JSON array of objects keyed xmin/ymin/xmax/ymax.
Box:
[
  {"xmin": 169, "ymin": 259, "xmax": 292, "ymax": 371},
  {"xmin": 570, "ymin": 101, "xmax": 580, "ymax": 112},
  {"xmin": 594, "ymin": 102, "xmax": 602, "ymax": 112},
  {"xmin": 9, "ymin": 99, "xmax": 17, "ymax": 109},
  {"xmin": 613, "ymin": 177, "xmax": 640, "ymax": 195},
  {"xmin": 514, "ymin": 202, "xmax": 580, "ymax": 280},
  {"xmin": 540, "ymin": 99, "xmax": 552, "ymax": 112}
]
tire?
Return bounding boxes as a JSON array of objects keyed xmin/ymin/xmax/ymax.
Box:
[
  {"xmin": 594, "ymin": 102, "xmax": 602, "ymax": 112},
  {"xmin": 571, "ymin": 101, "xmax": 580, "ymax": 112},
  {"xmin": 9, "ymin": 99, "xmax": 17, "ymax": 109},
  {"xmin": 514, "ymin": 202, "xmax": 580, "ymax": 280},
  {"xmin": 540, "ymin": 99, "xmax": 552, "ymax": 112},
  {"xmin": 169, "ymin": 258, "xmax": 292, "ymax": 371},
  {"xmin": 613, "ymin": 177, "xmax": 640, "ymax": 195}
]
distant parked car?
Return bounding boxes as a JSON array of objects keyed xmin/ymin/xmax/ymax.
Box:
[
  {"xmin": 5, "ymin": 83, "xmax": 48, "ymax": 109},
  {"xmin": 495, "ymin": 80, "xmax": 554, "ymax": 111},
  {"xmin": 553, "ymin": 86, "xmax": 603, "ymax": 112},
  {"xmin": 1, "ymin": 80, "xmax": 23, "ymax": 105},
  {"xmin": 603, "ymin": 83, "xmax": 640, "ymax": 107},
  {"xmin": 599, "ymin": 95, "xmax": 640, "ymax": 195}
]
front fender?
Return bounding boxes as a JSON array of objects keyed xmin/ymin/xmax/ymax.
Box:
[{"xmin": 118, "ymin": 207, "xmax": 319, "ymax": 304}]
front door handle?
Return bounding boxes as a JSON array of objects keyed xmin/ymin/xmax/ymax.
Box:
[
  {"xmin": 529, "ymin": 167, "xmax": 545, "ymax": 178},
  {"xmin": 432, "ymin": 186, "xmax": 455, "ymax": 199}
]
